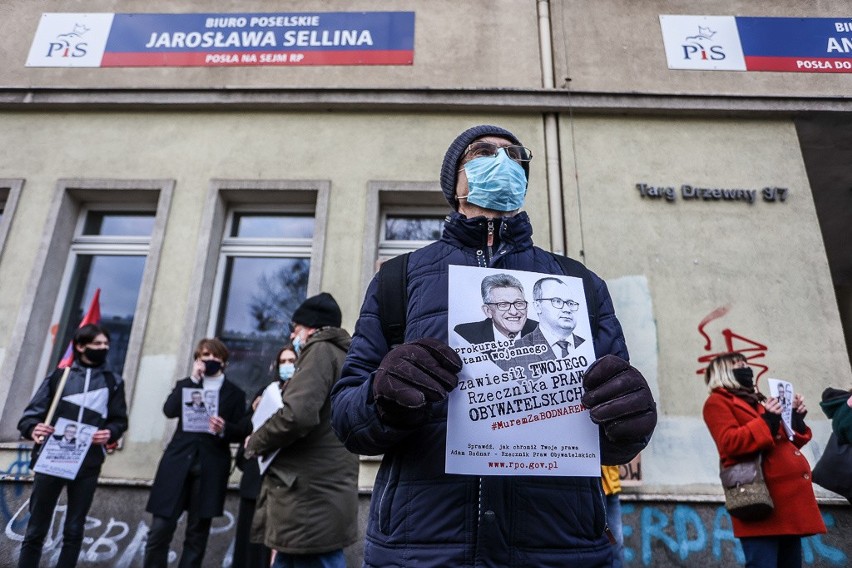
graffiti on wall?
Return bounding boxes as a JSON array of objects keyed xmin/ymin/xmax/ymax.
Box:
[
  {"xmin": 619, "ymin": 455, "xmax": 642, "ymax": 486},
  {"xmin": 620, "ymin": 503, "xmax": 846, "ymax": 566},
  {"xmin": 1, "ymin": 494, "xmax": 234, "ymax": 567},
  {"xmin": 696, "ymin": 306, "xmax": 770, "ymax": 384},
  {"xmin": 1, "ymin": 444, "xmax": 848, "ymax": 567},
  {"xmin": 0, "ymin": 444, "xmax": 236, "ymax": 567}
]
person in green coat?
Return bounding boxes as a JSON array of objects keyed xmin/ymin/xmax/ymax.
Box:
[
  {"xmin": 820, "ymin": 387, "xmax": 852, "ymax": 444},
  {"xmin": 246, "ymin": 293, "xmax": 359, "ymax": 568}
]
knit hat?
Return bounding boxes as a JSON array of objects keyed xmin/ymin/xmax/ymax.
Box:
[
  {"xmin": 821, "ymin": 387, "xmax": 851, "ymax": 402},
  {"xmin": 439, "ymin": 124, "xmax": 530, "ymax": 210},
  {"xmin": 292, "ymin": 292, "xmax": 342, "ymax": 328}
]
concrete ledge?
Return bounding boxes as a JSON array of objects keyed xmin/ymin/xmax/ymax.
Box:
[{"xmin": 1, "ymin": 88, "xmax": 851, "ymax": 116}]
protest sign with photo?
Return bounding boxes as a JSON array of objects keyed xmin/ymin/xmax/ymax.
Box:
[
  {"xmin": 33, "ymin": 417, "xmax": 94, "ymax": 480},
  {"xmin": 446, "ymin": 266, "xmax": 600, "ymax": 477},
  {"xmin": 767, "ymin": 377, "xmax": 795, "ymax": 439},
  {"xmin": 182, "ymin": 388, "xmax": 214, "ymax": 433}
]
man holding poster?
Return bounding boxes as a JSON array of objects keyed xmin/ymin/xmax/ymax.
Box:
[
  {"xmin": 17, "ymin": 324, "xmax": 128, "ymax": 568},
  {"xmin": 332, "ymin": 125, "xmax": 657, "ymax": 567},
  {"xmin": 144, "ymin": 338, "xmax": 246, "ymax": 568}
]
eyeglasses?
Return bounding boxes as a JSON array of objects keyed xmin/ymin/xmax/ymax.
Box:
[
  {"xmin": 536, "ymin": 298, "xmax": 579, "ymax": 311},
  {"xmin": 464, "ymin": 142, "xmax": 533, "ymax": 164},
  {"xmin": 485, "ymin": 300, "xmax": 528, "ymax": 311}
]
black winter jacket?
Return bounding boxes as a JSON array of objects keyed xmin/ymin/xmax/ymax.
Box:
[
  {"xmin": 18, "ymin": 361, "xmax": 128, "ymax": 473},
  {"xmin": 332, "ymin": 211, "xmax": 642, "ymax": 568}
]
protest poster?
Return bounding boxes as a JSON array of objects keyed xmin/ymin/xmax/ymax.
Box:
[
  {"xmin": 203, "ymin": 389, "xmax": 219, "ymax": 417},
  {"xmin": 182, "ymin": 388, "xmax": 214, "ymax": 433},
  {"xmin": 33, "ymin": 418, "xmax": 94, "ymax": 480},
  {"xmin": 767, "ymin": 378, "xmax": 795, "ymax": 439},
  {"xmin": 446, "ymin": 266, "xmax": 600, "ymax": 477},
  {"xmin": 252, "ymin": 382, "xmax": 284, "ymax": 474}
]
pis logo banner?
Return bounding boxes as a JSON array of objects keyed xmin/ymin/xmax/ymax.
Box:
[
  {"xmin": 659, "ymin": 15, "xmax": 746, "ymax": 71},
  {"xmin": 26, "ymin": 13, "xmax": 114, "ymax": 67}
]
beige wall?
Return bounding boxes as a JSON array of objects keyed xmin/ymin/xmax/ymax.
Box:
[
  {"xmin": 6, "ymin": 1, "xmax": 852, "ymax": 97},
  {"xmin": 1, "ymin": 0, "xmax": 541, "ymax": 90},
  {"xmin": 2, "ymin": 109, "xmax": 848, "ymax": 492},
  {"xmin": 0, "ymin": 111, "xmax": 548, "ymax": 479},
  {"xmin": 553, "ymin": 0, "xmax": 852, "ymax": 97},
  {"xmin": 1, "ymin": 0, "xmax": 850, "ymax": 495},
  {"xmin": 560, "ymin": 114, "xmax": 851, "ymax": 488}
]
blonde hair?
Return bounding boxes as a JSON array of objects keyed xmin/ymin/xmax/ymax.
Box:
[{"xmin": 704, "ymin": 352, "xmax": 747, "ymax": 392}]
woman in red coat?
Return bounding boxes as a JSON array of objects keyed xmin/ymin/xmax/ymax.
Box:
[{"xmin": 702, "ymin": 352, "xmax": 825, "ymax": 568}]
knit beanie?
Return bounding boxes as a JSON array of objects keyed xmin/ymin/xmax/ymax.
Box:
[
  {"xmin": 292, "ymin": 292, "xmax": 342, "ymax": 328},
  {"xmin": 439, "ymin": 124, "xmax": 530, "ymax": 210},
  {"xmin": 821, "ymin": 386, "xmax": 851, "ymax": 402}
]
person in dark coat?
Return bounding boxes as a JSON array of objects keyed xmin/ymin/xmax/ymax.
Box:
[
  {"xmin": 143, "ymin": 338, "xmax": 246, "ymax": 568},
  {"xmin": 702, "ymin": 352, "xmax": 825, "ymax": 568},
  {"xmin": 247, "ymin": 293, "xmax": 358, "ymax": 568},
  {"xmin": 331, "ymin": 125, "xmax": 657, "ymax": 567},
  {"xmin": 17, "ymin": 323, "xmax": 128, "ymax": 568},
  {"xmin": 232, "ymin": 344, "xmax": 296, "ymax": 568},
  {"xmin": 453, "ymin": 272, "xmax": 537, "ymax": 344}
]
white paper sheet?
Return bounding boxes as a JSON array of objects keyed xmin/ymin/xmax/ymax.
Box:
[{"xmin": 252, "ymin": 382, "xmax": 284, "ymax": 474}]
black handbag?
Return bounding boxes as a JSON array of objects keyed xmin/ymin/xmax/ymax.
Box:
[
  {"xmin": 719, "ymin": 455, "xmax": 774, "ymax": 521},
  {"xmin": 812, "ymin": 432, "xmax": 852, "ymax": 502}
]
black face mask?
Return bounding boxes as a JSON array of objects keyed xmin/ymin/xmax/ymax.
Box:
[
  {"xmin": 82, "ymin": 347, "xmax": 108, "ymax": 367},
  {"xmin": 732, "ymin": 367, "xmax": 754, "ymax": 389},
  {"xmin": 204, "ymin": 360, "xmax": 223, "ymax": 376}
]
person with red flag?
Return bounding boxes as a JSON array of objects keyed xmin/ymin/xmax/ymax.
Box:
[
  {"xmin": 58, "ymin": 289, "xmax": 102, "ymax": 368},
  {"xmin": 16, "ymin": 311, "xmax": 128, "ymax": 567}
]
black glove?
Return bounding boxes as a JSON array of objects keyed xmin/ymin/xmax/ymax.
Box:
[
  {"xmin": 581, "ymin": 354, "xmax": 657, "ymax": 442},
  {"xmin": 373, "ymin": 338, "xmax": 463, "ymax": 428},
  {"xmin": 792, "ymin": 410, "xmax": 807, "ymax": 434},
  {"xmin": 762, "ymin": 411, "xmax": 781, "ymax": 434}
]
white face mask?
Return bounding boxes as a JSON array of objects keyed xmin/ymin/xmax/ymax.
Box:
[
  {"xmin": 462, "ymin": 148, "xmax": 528, "ymax": 211},
  {"xmin": 278, "ymin": 363, "xmax": 295, "ymax": 381}
]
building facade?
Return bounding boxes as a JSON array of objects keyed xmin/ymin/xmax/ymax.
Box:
[{"xmin": 0, "ymin": 1, "xmax": 850, "ymax": 566}]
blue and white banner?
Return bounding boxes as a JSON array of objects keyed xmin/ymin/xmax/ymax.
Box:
[
  {"xmin": 660, "ymin": 15, "xmax": 852, "ymax": 73},
  {"xmin": 26, "ymin": 12, "xmax": 415, "ymax": 67}
]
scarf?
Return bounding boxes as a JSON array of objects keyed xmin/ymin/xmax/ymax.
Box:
[{"xmin": 728, "ymin": 387, "xmax": 766, "ymax": 408}]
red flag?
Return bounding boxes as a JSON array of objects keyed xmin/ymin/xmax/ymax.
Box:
[{"xmin": 58, "ymin": 289, "xmax": 102, "ymax": 368}]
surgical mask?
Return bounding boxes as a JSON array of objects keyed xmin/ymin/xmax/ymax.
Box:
[
  {"xmin": 278, "ymin": 363, "xmax": 295, "ymax": 381},
  {"xmin": 461, "ymin": 148, "xmax": 528, "ymax": 212},
  {"xmin": 204, "ymin": 360, "xmax": 223, "ymax": 376},
  {"xmin": 732, "ymin": 367, "xmax": 754, "ymax": 389},
  {"xmin": 82, "ymin": 347, "xmax": 108, "ymax": 367},
  {"xmin": 292, "ymin": 335, "xmax": 304, "ymax": 355}
]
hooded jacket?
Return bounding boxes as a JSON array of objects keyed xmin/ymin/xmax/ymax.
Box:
[
  {"xmin": 248, "ymin": 327, "xmax": 359, "ymax": 555},
  {"xmin": 18, "ymin": 361, "xmax": 128, "ymax": 473},
  {"xmin": 331, "ymin": 211, "xmax": 642, "ymax": 568},
  {"xmin": 819, "ymin": 387, "xmax": 852, "ymax": 444}
]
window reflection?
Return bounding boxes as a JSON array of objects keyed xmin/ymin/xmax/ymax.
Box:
[
  {"xmin": 83, "ymin": 212, "xmax": 155, "ymax": 236},
  {"xmin": 385, "ymin": 215, "xmax": 444, "ymax": 241},
  {"xmin": 51, "ymin": 255, "xmax": 145, "ymax": 375},
  {"xmin": 216, "ymin": 256, "xmax": 310, "ymax": 399},
  {"xmin": 232, "ymin": 213, "xmax": 314, "ymax": 239}
]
